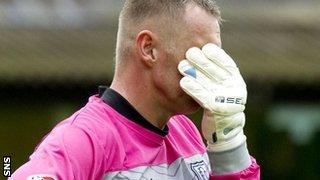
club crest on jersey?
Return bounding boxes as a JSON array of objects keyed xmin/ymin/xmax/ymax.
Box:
[{"xmin": 190, "ymin": 161, "xmax": 208, "ymax": 180}]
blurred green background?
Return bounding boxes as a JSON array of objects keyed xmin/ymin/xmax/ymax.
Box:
[{"xmin": 0, "ymin": 0, "xmax": 320, "ymax": 179}]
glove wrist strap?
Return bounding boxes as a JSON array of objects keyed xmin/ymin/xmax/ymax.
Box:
[{"xmin": 207, "ymin": 130, "xmax": 246, "ymax": 152}]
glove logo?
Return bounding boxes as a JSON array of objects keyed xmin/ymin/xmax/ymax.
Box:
[
  {"xmin": 190, "ymin": 161, "xmax": 208, "ymax": 180},
  {"xmin": 215, "ymin": 96, "xmax": 244, "ymax": 105},
  {"xmin": 226, "ymin": 97, "xmax": 243, "ymax": 105},
  {"xmin": 215, "ymin": 96, "xmax": 225, "ymax": 103}
]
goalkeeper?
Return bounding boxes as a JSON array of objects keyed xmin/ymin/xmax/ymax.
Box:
[{"xmin": 11, "ymin": 0, "xmax": 260, "ymax": 179}]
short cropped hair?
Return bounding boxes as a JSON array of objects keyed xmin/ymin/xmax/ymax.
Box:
[
  {"xmin": 121, "ymin": 0, "xmax": 220, "ymax": 24},
  {"xmin": 116, "ymin": 0, "xmax": 221, "ymax": 63}
]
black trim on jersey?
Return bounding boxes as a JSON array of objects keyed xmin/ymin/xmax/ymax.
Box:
[{"xmin": 101, "ymin": 87, "xmax": 169, "ymax": 136}]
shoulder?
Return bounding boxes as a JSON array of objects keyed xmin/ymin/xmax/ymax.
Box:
[
  {"xmin": 12, "ymin": 96, "xmax": 125, "ymax": 179},
  {"xmin": 11, "ymin": 123, "xmax": 106, "ymax": 180},
  {"xmin": 36, "ymin": 96, "xmax": 123, "ymax": 176},
  {"xmin": 63, "ymin": 95, "xmax": 121, "ymax": 149},
  {"xmin": 63, "ymin": 96, "xmax": 126, "ymax": 166}
]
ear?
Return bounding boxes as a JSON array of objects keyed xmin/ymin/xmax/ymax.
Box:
[{"xmin": 136, "ymin": 30, "xmax": 157, "ymax": 67}]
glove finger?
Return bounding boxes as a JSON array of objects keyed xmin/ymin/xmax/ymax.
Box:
[
  {"xmin": 202, "ymin": 43, "xmax": 239, "ymax": 75},
  {"xmin": 178, "ymin": 60, "xmax": 217, "ymax": 91},
  {"xmin": 186, "ymin": 47, "xmax": 228, "ymax": 82},
  {"xmin": 178, "ymin": 60, "xmax": 197, "ymax": 78},
  {"xmin": 180, "ymin": 76, "xmax": 213, "ymax": 111}
]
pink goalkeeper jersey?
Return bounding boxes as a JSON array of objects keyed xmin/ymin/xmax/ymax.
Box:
[{"xmin": 11, "ymin": 89, "xmax": 260, "ymax": 180}]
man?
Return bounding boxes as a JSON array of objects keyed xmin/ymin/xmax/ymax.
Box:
[{"xmin": 11, "ymin": 0, "xmax": 260, "ymax": 179}]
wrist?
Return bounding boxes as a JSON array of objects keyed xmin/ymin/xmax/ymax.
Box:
[{"xmin": 208, "ymin": 141, "xmax": 251, "ymax": 175}]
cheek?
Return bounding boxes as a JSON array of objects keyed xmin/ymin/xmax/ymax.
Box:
[
  {"xmin": 154, "ymin": 61, "xmax": 181, "ymax": 89},
  {"xmin": 163, "ymin": 55, "xmax": 184, "ymax": 89},
  {"xmin": 152, "ymin": 54, "xmax": 183, "ymax": 96},
  {"xmin": 152, "ymin": 53, "xmax": 201, "ymax": 113}
]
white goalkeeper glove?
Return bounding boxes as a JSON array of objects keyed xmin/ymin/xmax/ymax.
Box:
[{"xmin": 178, "ymin": 43, "xmax": 247, "ymax": 152}]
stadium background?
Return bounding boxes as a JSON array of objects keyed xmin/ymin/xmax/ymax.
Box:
[{"xmin": 0, "ymin": 0, "xmax": 319, "ymax": 179}]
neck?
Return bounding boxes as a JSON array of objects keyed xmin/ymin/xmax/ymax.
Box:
[{"xmin": 110, "ymin": 67, "xmax": 172, "ymax": 129}]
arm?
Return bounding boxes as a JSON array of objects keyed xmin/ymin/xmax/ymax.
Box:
[{"xmin": 178, "ymin": 43, "xmax": 260, "ymax": 179}]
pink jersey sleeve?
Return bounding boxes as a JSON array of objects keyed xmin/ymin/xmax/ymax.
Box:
[
  {"xmin": 10, "ymin": 124, "xmax": 104, "ymax": 180},
  {"xmin": 209, "ymin": 157, "xmax": 260, "ymax": 180}
]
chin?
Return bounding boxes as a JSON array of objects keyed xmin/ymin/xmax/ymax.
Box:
[
  {"xmin": 185, "ymin": 99, "xmax": 202, "ymax": 115},
  {"xmin": 175, "ymin": 94, "xmax": 201, "ymax": 115}
]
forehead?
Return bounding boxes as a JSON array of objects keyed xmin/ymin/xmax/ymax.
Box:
[{"xmin": 183, "ymin": 4, "xmax": 221, "ymax": 48}]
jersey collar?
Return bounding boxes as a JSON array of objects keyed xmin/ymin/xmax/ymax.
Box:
[{"xmin": 101, "ymin": 87, "xmax": 169, "ymax": 137}]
